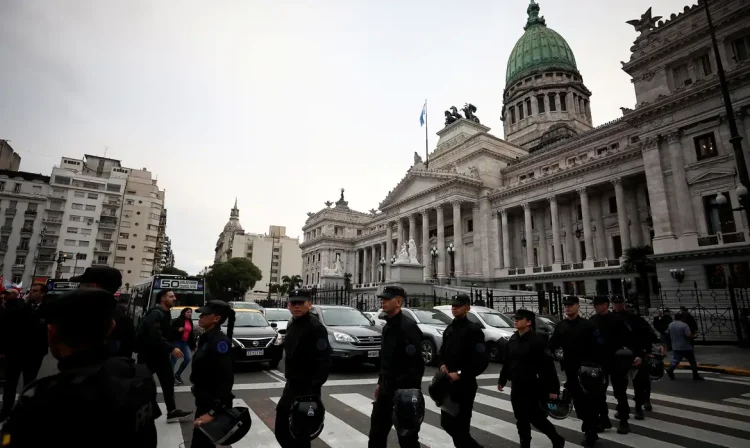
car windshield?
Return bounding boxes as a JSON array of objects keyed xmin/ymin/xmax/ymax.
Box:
[
  {"xmin": 320, "ymin": 308, "xmax": 372, "ymax": 326},
  {"xmin": 231, "ymin": 301, "xmax": 262, "ymax": 310},
  {"xmin": 411, "ymin": 309, "xmax": 452, "ymax": 325},
  {"xmin": 538, "ymin": 316, "xmax": 556, "ymax": 325},
  {"xmin": 479, "ymin": 312, "xmax": 513, "ymax": 328},
  {"xmin": 265, "ymin": 309, "xmax": 292, "ymax": 321},
  {"xmin": 232, "ymin": 312, "xmax": 270, "ymax": 327}
]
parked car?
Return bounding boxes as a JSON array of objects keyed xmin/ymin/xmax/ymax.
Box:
[
  {"xmin": 310, "ymin": 305, "xmax": 382, "ymax": 365},
  {"xmin": 503, "ymin": 312, "xmax": 559, "ymax": 342},
  {"xmin": 264, "ymin": 307, "xmax": 292, "ymax": 344},
  {"xmin": 376, "ymin": 307, "xmax": 451, "ymax": 366},
  {"xmin": 364, "ymin": 311, "xmax": 386, "ymax": 327},
  {"xmin": 228, "ymin": 309, "xmax": 283, "ymax": 369},
  {"xmin": 229, "ymin": 301, "xmax": 264, "ymax": 312},
  {"xmin": 435, "ymin": 305, "xmax": 515, "ymax": 363}
]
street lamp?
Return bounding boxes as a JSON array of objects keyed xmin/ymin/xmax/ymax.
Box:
[
  {"xmin": 574, "ymin": 223, "xmax": 583, "ymax": 240},
  {"xmin": 54, "ymin": 251, "xmax": 69, "ymax": 279},
  {"xmin": 379, "ymin": 257, "xmax": 386, "ymax": 282},
  {"xmin": 520, "ymin": 230, "xmax": 527, "ymax": 248},
  {"xmin": 446, "ymin": 242, "xmax": 455, "ymax": 278},
  {"xmin": 670, "ymin": 268, "xmax": 685, "ymax": 283},
  {"xmin": 715, "ymin": 186, "xmax": 749, "ymax": 211},
  {"xmin": 704, "ymin": 0, "xmax": 750, "ymax": 224},
  {"xmin": 430, "ymin": 246, "xmax": 438, "ymax": 279},
  {"xmin": 390, "ymin": 255, "xmax": 396, "ymax": 265}
]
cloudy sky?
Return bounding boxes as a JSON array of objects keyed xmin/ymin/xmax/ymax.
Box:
[{"xmin": 0, "ymin": 0, "xmax": 692, "ymax": 275}]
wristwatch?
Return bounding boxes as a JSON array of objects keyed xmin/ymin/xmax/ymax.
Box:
[{"xmin": 457, "ymin": 370, "xmax": 462, "ymax": 376}]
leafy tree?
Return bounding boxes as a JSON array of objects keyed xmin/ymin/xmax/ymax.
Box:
[
  {"xmin": 205, "ymin": 258, "xmax": 262, "ymax": 301},
  {"xmin": 160, "ymin": 266, "xmax": 189, "ymax": 276},
  {"xmin": 622, "ymin": 245, "xmax": 655, "ymax": 305},
  {"xmin": 282, "ymin": 275, "xmax": 303, "ymax": 294}
]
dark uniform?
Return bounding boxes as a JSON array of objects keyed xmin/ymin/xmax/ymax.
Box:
[
  {"xmin": 588, "ymin": 296, "xmax": 632, "ymax": 431},
  {"xmin": 499, "ymin": 309, "xmax": 564, "ymax": 448},
  {"xmin": 0, "ymin": 288, "xmax": 159, "ymax": 448},
  {"xmin": 548, "ymin": 296, "xmax": 604, "ymax": 447},
  {"xmin": 274, "ymin": 289, "xmax": 331, "ymax": 447},
  {"xmin": 136, "ymin": 304, "xmax": 180, "ymax": 415},
  {"xmin": 369, "ymin": 286, "xmax": 425, "ymax": 448},
  {"xmin": 612, "ymin": 298, "xmax": 653, "ymax": 419},
  {"xmin": 190, "ymin": 301, "xmax": 236, "ymax": 448},
  {"xmin": 438, "ymin": 294, "xmax": 489, "ymax": 448}
]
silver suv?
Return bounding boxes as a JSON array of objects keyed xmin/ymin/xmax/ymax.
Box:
[
  {"xmin": 377, "ymin": 307, "xmax": 453, "ymax": 366},
  {"xmin": 434, "ymin": 305, "xmax": 515, "ymax": 363}
]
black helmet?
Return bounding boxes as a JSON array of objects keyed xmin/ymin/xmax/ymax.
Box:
[
  {"xmin": 198, "ymin": 407, "xmax": 251, "ymax": 445},
  {"xmin": 578, "ymin": 363, "xmax": 605, "ymax": 395},
  {"xmin": 289, "ymin": 396, "xmax": 325, "ymax": 441},
  {"xmin": 428, "ymin": 372, "xmax": 450, "ymax": 406},
  {"xmin": 392, "ymin": 389, "xmax": 425, "ymax": 437},
  {"xmin": 648, "ymin": 348, "xmax": 665, "ymax": 380},
  {"xmin": 615, "ymin": 347, "xmax": 637, "ymax": 378},
  {"xmin": 541, "ymin": 388, "xmax": 572, "ymax": 420}
]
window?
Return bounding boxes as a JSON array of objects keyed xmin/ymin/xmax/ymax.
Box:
[
  {"xmin": 140, "ymin": 270, "xmax": 152, "ymax": 278},
  {"xmin": 106, "ymin": 183, "xmax": 121, "ymax": 192},
  {"xmin": 117, "ymin": 244, "xmax": 127, "ymax": 251},
  {"xmin": 142, "ymin": 258, "xmax": 153, "ymax": 265},
  {"xmin": 87, "ymin": 193, "xmax": 99, "ymax": 199},
  {"xmin": 703, "ymin": 192, "xmax": 736, "ymax": 234},
  {"xmin": 596, "ymin": 279, "xmax": 609, "ymax": 295},
  {"xmin": 12, "ymin": 275, "xmax": 22, "ymax": 284},
  {"xmin": 103, "ymin": 232, "xmax": 112, "ymax": 239},
  {"xmin": 125, "ymin": 199, "xmax": 134, "ymax": 205},
  {"xmin": 67, "ymin": 227, "xmax": 79, "ymax": 234},
  {"xmin": 115, "ymin": 257, "xmax": 126, "ymax": 263},
  {"xmin": 699, "ymin": 54, "xmax": 712, "ymax": 76},
  {"xmin": 705, "ymin": 264, "xmax": 727, "ymax": 289},
  {"xmin": 518, "ymin": 102, "xmax": 524, "ymax": 120},
  {"xmin": 609, "ymin": 196, "xmax": 618, "ymax": 214},
  {"xmin": 533, "ymin": 248, "xmax": 538, "ymax": 266},
  {"xmin": 85, "ymin": 205, "xmax": 96, "ymax": 211},
  {"xmin": 72, "ymin": 203, "xmax": 83, "ymax": 210},
  {"xmin": 74, "ymin": 191, "xmax": 85, "ymax": 198},
  {"xmin": 576, "ymin": 204, "xmax": 583, "ymax": 220},
  {"xmin": 150, "ymin": 213, "xmax": 160, "ymax": 220},
  {"xmin": 81, "ymin": 228, "xmax": 92, "ymax": 236},
  {"xmin": 33, "ymin": 185, "xmax": 42, "ymax": 194},
  {"xmin": 525, "ymin": 98, "xmax": 532, "ymax": 116},
  {"xmin": 510, "ymin": 107, "xmax": 516, "ymax": 124},
  {"xmin": 694, "ymin": 132, "xmax": 718, "ymax": 161},
  {"xmin": 19, "ymin": 238, "xmax": 30, "ymax": 249},
  {"xmin": 9, "ymin": 200, "xmax": 17, "ymax": 209},
  {"xmin": 672, "ymin": 63, "xmax": 691, "ymax": 86},
  {"xmin": 28, "ymin": 203, "xmax": 37, "ymax": 211},
  {"xmin": 14, "ymin": 256, "xmax": 25, "ymax": 265},
  {"xmin": 22, "ymin": 220, "xmax": 34, "ymax": 229},
  {"xmin": 70, "ymin": 215, "xmax": 83, "ymax": 222},
  {"xmin": 579, "ymin": 241, "xmax": 586, "ymax": 260},
  {"xmin": 13, "ymin": 183, "xmax": 21, "ymax": 193},
  {"xmin": 612, "ymin": 235, "xmax": 623, "ymax": 258},
  {"xmin": 560, "ymin": 93, "xmax": 567, "ymax": 111},
  {"xmin": 730, "ymin": 262, "xmax": 750, "ymax": 288},
  {"xmin": 732, "ymin": 35, "xmax": 749, "ymax": 62},
  {"xmin": 78, "ymin": 240, "xmax": 90, "ymax": 247},
  {"xmin": 76, "ymin": 253, "xmax": 87, "ymax": 260},
  {"xmin": 548, "ymin": 93, "xmax": 557, "ymax": 112},
  {"xmin": 54, "ymin": 176, "xmax": 72, "ymax": 185},
  {"xmin": 0, "ymin": 181, "xmax": 4, "ymax": 191},
  {"xmin": 537, "ymin": 95, "xmax": 545, "ymax": 113},
  {"xmin": 64, "ymin": 239, "xmax": 76, "ymax": 246}
]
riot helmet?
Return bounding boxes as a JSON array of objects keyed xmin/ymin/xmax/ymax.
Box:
[
  {"xmin": 615, "ymin": 347, "xmax": 638, "ymax": 380},
  {"xmin": 578, "ymin": 363, "xmax": 605, "ymax": 395},
  {"xmin": 648, "ymin": 346, "xmax": 665, "ymax": 380},
  {"xmin": 427, "ymin": 372, "xmax": 450, "ymax": 406},
  {"xmin": 198, "ymin": 407, "xmax": 252, "ymax": 445},
  {"xmin": 541, "ymin": 388, "xmax": 572, "ymax": 420},
  {"xmin": 289, "ymin": 395, "xmax": 325, "ymax": 441},
  {"xmin": 392, "ymin": 388, "xmax": 425, "ymax": 437}
]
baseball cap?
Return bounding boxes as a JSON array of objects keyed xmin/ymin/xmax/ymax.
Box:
[
  {"xmin": 287, "ymin": 289, "xmax": 312, "ymax": 303},
  {"xmin": 70, "ymin": 266, "xmax": 123, "ymax": 294},
  {"xmin": 450, "ymin": 293, "xmax": 471, "ymax": 306},
  {"xmin": 377, "ymin": 286, "xmax": 406, "ymax": 300}
]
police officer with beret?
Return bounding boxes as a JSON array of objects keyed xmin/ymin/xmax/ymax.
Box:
[
  {"xmin": 438, "ymin": 293, "xmax": 488, "ymax": 448},
  {"xmin": 0, "ymin": 288, "xmax": 160, "ymax": 448},
  {"xmin": 549, "ymin": 296, "xmax": 604, "ymax": 447},
  {"xmin": 190, "ymin": 300, "xmax": 236, "ymax": 448},
  {"xmin": 368, "ymin": 286, "xmax": 424, "ymax": 448},
  {"xmin": 498, "ymin": 309, "xmax": 565, "ymax": 448},
  {"xmin": 274, "ymin": 289, "xmax": 332, "ymax": 448}
]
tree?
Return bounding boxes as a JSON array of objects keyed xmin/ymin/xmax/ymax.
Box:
[
  {"xmin": 282, "ymin": 275, "xmax": 303, "ymax": 294},
  {"xmin": 622, "ymin": 245, "xmax": 655, "ymax": 306},
  {"xmin": 161, "ymin": 266, "xmax": 189, "ymax": 276},
  {"xmin": 205, "ymin": 258, "xmax": 262, "ymax": 301}
]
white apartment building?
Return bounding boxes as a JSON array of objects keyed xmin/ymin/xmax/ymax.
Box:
[
  {"xmin": 152, "ymin": 209, "xmax": 174, "ymax": 275},
  {"xmin": 0, "ymin": 169, "xmax": 50, "ymax": 286},
  {"xmin": 113, "ymin": 167, "xmax": 165, "ymax": 287}
]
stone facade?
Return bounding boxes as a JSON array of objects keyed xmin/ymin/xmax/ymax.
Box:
[{"xmin": 301, "ymin": 1, "xmax": 750, "ymax": 296}]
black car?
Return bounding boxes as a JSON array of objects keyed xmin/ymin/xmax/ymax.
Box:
[
  {"xmin": 228, "ymin": 309, "xmax": 283, "ymax": 369},
  {"xmin": 310, "ymin": 305, "xmax": 382, "ymax": 365}
]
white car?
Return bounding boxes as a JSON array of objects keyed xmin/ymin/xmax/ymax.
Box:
[
  {"xmin": 363, "ymin": 311, "xmax": 386, "ymax": 327},
  {"xmin": 263, "ymin": 308, "xmax": 292, "ymax": 344},
  {"xmin": 376, "ymin": 307, "xmax": 453, "ymax": 366},
  {"xmin": 434, "ymin": 305, "xmax": 516, "ymax": 363}
]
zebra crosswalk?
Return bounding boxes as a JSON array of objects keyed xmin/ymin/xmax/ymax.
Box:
[{"xmin": 157, "ymin": 379, "xmax": 750, "ymax": 447}]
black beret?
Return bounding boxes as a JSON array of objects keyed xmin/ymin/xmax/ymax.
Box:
[{"xmin": 43, "ymin": 288, "xmax": 117, "ymax": 325}]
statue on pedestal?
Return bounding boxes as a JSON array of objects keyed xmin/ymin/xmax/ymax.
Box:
[
  {"xmin": 393, "ymin": 239, "xmax": 421, "ymax": 265},
  {"xmin": 408, "ymin": 240, "xmax": 419, "ymax": 264},
  {"xmin": 322, "ymin": 254, "xmax": 344, "ymax": 276}
]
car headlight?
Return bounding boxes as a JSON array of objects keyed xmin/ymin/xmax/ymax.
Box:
[
  {"xmin": 274, "ymin": 336, "xmax": 284, "ymax": 346},
  {"xmin": 333, "ymin": 332, "xmax": 356, "ymax": 343}
]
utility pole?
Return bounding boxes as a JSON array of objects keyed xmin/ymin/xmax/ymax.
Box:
[{"xmin": 54, "ymin": 251, "xmax": 69, "ymax": 279}]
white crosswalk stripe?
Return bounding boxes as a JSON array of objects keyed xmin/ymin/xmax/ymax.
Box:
[{"xmin": 152, "ymin": 382, "xmax": 750, "ymax": 447}]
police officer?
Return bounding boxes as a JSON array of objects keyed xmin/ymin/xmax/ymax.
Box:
[
  {"xmin": 588, "ymin": 295, "xmax": 632, "ymax": 434},
  {"xmin": 499, "ymin": 309, "xmax": 565, "ymax": 448},
  {"xmin": 274, "ymin": 289, "xmax": 332, "ymax": 447},
  {"xmin": 369, "ymin": 286, "xmax": 425, "ymax": 448},
  {"xmin": 611, "ymin": 296, "xmax": 652, "ymax": 419},
  {"xmin": 549, "ymin": 296, "xmax": 604, "ymax": 447},
  {"xmin": 438, "ymin": 293, "xmax": 488, "ymax": 448},
  {"xmin": 0, "ymin": 288, "xmax": 160, "ymax": 447},
  {"xmin": 190, "ymin": 300, "xmax": 236, "ymax": 448}
]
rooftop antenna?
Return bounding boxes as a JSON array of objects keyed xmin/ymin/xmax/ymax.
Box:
[{"xmin": 103, "ymin": 146, "xmax": 109, "ymax": 158}]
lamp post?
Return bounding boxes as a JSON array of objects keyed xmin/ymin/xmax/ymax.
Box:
[
  {"xmin": 447, "ymin": 242, "xmax": 455, "ymax": 279},
  {"xmin": 390, "ymin": 255, "xmax": 396, "ymax": 265},
  {"xmin": 54, "ymin": 251, "xmax": 69, "ymax": 279},
  {"xmin": 430, "ymin": 246, "xmax": 438, "ymax": 279},
  {"xmin": 670, "ymin": 268, "xmax": 685, "ymax": 283},
  {"xmin": 379, "ymin": 257, "xmax": 386, "ymax": 283},
  {"xmin": 704, "ymin": 0, "xmax": 750, "ymax": 224},
  {"xmin": 31, "ymin": 226, "xmax": 47, "ymax": 280}
]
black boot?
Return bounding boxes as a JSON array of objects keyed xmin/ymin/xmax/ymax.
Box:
[
  {"xmin": 551, "ymin": 434, "xmax": 566, "ymax": 448},
  {"xmin": 582, "ymin": 432, "xmax": 598, "ymax": 447},
  {"xmin": 644, "ymin": 398, "xmax": 652, "ymax": 411},
  {"xmin": 634, "ymin": 406, "xmax": 645, "ymax": 420},
  {"xmin": 520, "ymin": 440, "xmax": 531, "ymax": 448},
  {"xmin": 617, "ymin": 419, "xmax": 630, "ymax": 434}
]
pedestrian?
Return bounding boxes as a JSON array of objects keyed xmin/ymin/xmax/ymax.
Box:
[
  {"xmin": 498, "ymin": 309, "xmax": 565, "ymax": 448},
  {"xmin": 0, "ymin": 283, "xmax": 48, "ymax": 422},
  {"xmin": 438, "ymin": 293, "xmax": 489, "ymax": 448},
  {"xmin": 171, "ymin": 307, "xmax": 197, "ymax": 386},
  {"xmin": 190, "ymin": 300, "xmax": 237, "ymax": 448},
  {"xmin": 666, "ymin": 312, "xmax": 704, "ymax": 381},
  {"xmin": 679, "ymin": 306, "xmax": 699, "ymax": 344},
  {"xmin": 274, "ymin": 289, "xmax": 331, "ymax": 447},
  {"xmin": 72, "ymin": 266, "xmax": 135, "ymax": 358},
  {"xmin": 135, "ymin": 288, "xmax": 192, "ymax": 422},
  {"xmin": 549, "ymin": 295, "xmax": 604, "ymax": 447},
  {"xmin": 653, "ymin": 309, "xmax": 673, "ymax": 351},
  {"xmin": 368, "ymin": 286, "xmax": 425, "ymax": 448},
  {"xmin": 588, "ymin": 295, "xmax": 632, "ymax": 433},
  {"xmin": 0, "ymin": 288, "xmax": 160, "ymax": 447}
]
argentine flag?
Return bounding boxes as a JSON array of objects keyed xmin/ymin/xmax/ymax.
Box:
[{"xmin": 419, "ymin": 100, "xmax": 427, "ymax": 127}]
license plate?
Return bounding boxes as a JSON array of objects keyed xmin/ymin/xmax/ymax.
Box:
[
  {"xmin": 246, "ymin": 349, "xmax": 264, "ymax": 357},
  {"xmin": 367, "ymin": 350, "xmax": 379, "ymax": 358}
]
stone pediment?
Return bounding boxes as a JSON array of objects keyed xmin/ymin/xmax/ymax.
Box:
[
  {"xmin": 379, "ymin": 170, "xmax": 480, "ymax": 210},
  {"xmin": 687, "ymin": 169, "xmax": 735, "ymax": 185}
]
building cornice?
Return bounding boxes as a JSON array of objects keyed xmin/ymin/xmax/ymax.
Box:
[
  {"xmin": 649, "ymin": 245, "xmax": 750, "ymax": 261},
  {"xmin": 378, "ymin": 170, "xmax": 482, "ymax": 211}
]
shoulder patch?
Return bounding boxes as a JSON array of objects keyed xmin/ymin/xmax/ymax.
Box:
[
  {"xmin": 476, "ymin": 343, "xmax": 486, "ymax": 353},
  {"xmin": 316, "ymin": 338, "xmax": 329, "ymax": 351},
  {"xmin": 406, "ymin": 344, "xmax": 417, "ymax": 356},
  {"xmin": 217, "ymin": 340, "xmax": 229, "ymax": 354}
]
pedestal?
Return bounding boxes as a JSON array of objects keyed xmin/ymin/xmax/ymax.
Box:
[
  {"xmin": 382, "ymin": 264, "xmax": 434, "ymax": 295},
  {"xmin": 320, "ymin": 275, "xmax": 346, "ymax": 289}
]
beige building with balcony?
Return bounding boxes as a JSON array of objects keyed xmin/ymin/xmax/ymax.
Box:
[{"xmin": 301, "ymin": 1, "xmax": 750, "ymax": 296}]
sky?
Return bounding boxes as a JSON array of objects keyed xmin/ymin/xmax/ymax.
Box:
[{"xmin": 0, "ymin": 0, "xmax": 694, "ymax": 275}]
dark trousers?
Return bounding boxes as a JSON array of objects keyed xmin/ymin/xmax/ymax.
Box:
[
  {"xmin": 138, "ymin": 354, "xmax": 176, "ymax": 412},
  {"xmin": 274, "ymin": 393, "xmax": 312, "ymax": 448},
  {"xmin": 190, "ymin": 406, "xmax": 215, "ymax": 448},
  {"xmin": 598, "ymin": 368, "xmax": 630, "ymax": 422},
  {"xmin": 368, "ymin": 391, "xmax": 420, "ymax": 448},
  {"xmin": 633, "ymin": 363, "xmax": 651, "ymax": 407},
  {"xmin": 510, "ymin": 388, "xmax": 561, "ymax": 444},
  {"xmin": 564, "ymin": 372, "xmax": 599, "ymax": 435},
  {"xmin": 668, "ymin": 350, "xmax": 700, "ymax": 376},
  {"xmin": 439, "ymin": 386, "xmax": 482, "ymax": 448},
  {"xmin": 1, "ymin": 355, "xmax": 44, "ymax": 415}
]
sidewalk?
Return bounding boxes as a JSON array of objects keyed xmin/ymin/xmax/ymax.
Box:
[{"xmin": 666, "ymin": 345, "xmax": 750, "ymax": 376}]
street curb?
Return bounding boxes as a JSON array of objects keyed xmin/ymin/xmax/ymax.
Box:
[{"xmin": 664, "ymin": 361, "xmax": 750, "ymax": 377}]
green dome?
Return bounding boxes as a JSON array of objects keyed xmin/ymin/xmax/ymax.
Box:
[{"xmin": 505, "ymin": 1, "xmax": 579, "ymax": 87}]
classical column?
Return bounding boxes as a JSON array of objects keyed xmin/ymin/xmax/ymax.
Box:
[
  {"xmin": 381, "ymin": 242, "xmax": 386, "ymax": 281},
  {"xmin": 354, "ymin": 249, "xmax": 360, "ymax": 284},
  {"xmin": 421, "ymin": 209, "xmax": 430, "ymax": 281},
  {"xmin": 578, "ymin": 188, "xmax": 594, "ymax": 260},
  {"xmin": 612, "ymin": 179, "xmax": 632, "ymax": 253},
  {"xmin": 371, "ymin": 245, "xmax": 377, "ymax": 283},
  {"xmin": 408, "ymin": 214, "xmax": 416, "ymax": 243},
  {"xmin": 641, "ymin": 138, "xmax": 674, "ymax": 241},
  {"xmin": 627, "ymin": 187, "xmax": 642, "ymax": 247},
  {"xmin": 452, "ymin": 201, "xmax": 464, "ymax": 276},
  {"xmin": 536, "ymin": 208, "xmax": 548, "ymax": 266},
  {"xmin": 666, "ymin": 131, "xmax": 698, "ymax": 236},
  {"xmin": 397, "ymin": 219, "xmax": 404, "ymax": 249},
  {"xmin": 436, "ymin": 205, "xmax": 446, "ymax": 278},
  {"xmin": 523, "ymin": 203, "xmax": 534, "ymax": 267},
  {"xmin": 501, "ymin": 209, "xmax": 511, "ymax": 268},
  {"xmin": 594, "ymin": 195, "xmax": 607, "ymax": 259},
  {"xmin": 385, "ymin": 223, "xmax": 392, "ymax": 280},
  {"xmin": 549, "ymin": 197, "xmax": 562, "ymax": 263},
  {"xmin": 491, "ymin": 210, "xmax": 502, "ymax": 270},
  {"xmin": 472, "ymin": 203, "xmax": 482, "ymax": 276}
]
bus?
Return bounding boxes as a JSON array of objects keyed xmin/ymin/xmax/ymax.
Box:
[
  {"xmin": 45, "ymin": 279, "xmax": 79, "ymax": 297},
  {"xmin": 128, "ymin": 275, "xmax": 206, "ymax": 327}
]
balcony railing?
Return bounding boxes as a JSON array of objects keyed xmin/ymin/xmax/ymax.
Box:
[
  {"xmin": 20, "ymin": 227, "xmax": 34, "ymax": 235},
  {"xmin": 11, "ymin": 264, "xmax": 25, "ymax": 270},
  {"xmin": 0, "ymin": 243, "xmax": 8, "ymax": 251},
  {"xmin": 698, "ymin": 231, "xmax": 747, "ymax": 247},
  {"xmin": 95, "ymin": 247, "xmax": 112, "ymax": 253},
  {"xmin": 0, "ymin": 225, "xmax": 12, "ymax": 233},
  {"xmin": 92, "ymin": 261, "xmax": 109, "ymax": 266},
  {"xmin": 24, "ymin": 210, "xmax": 38, "ymax": 216},
  {"xmin": 4, "ymin": 208, "xmax": 16, "ymax": 216},
  {"xmin": 98, "ymin": 222, "xmax": 117, "ymax": 229},
  {"xmin": 43, "ymin": 217, "xmax": 62, "ymax": 223},
  {"xmin": 16, "ymin": 245, "xmax": 30, "ymax": 252}
]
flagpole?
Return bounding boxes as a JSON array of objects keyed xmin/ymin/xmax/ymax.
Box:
[{"xmin": 424, "ymin": 99, "xmax": 429, "ymax": 169}]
